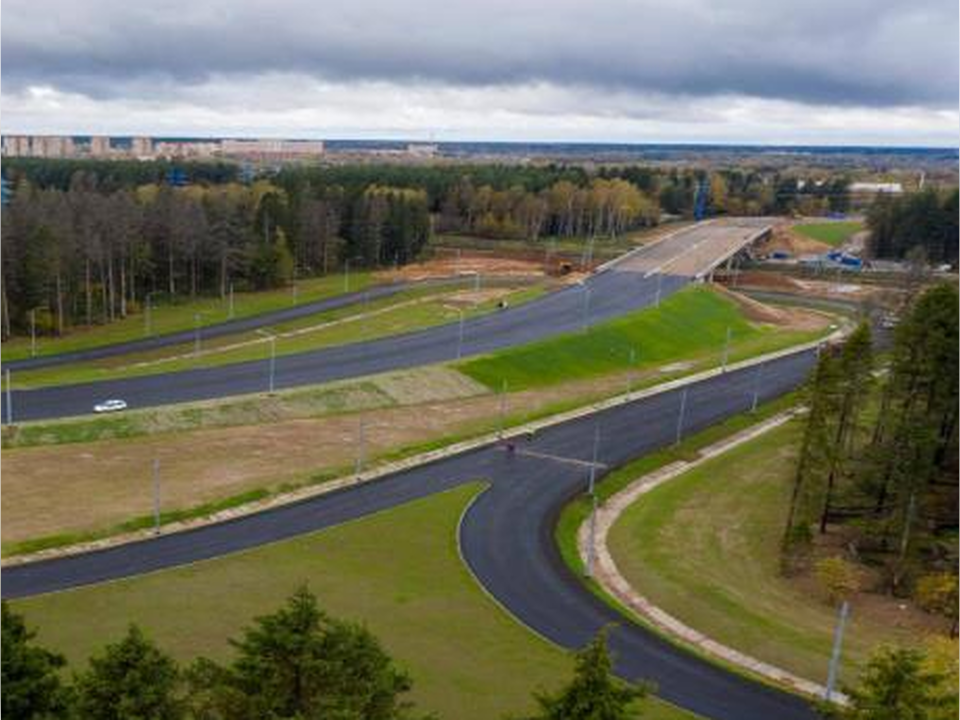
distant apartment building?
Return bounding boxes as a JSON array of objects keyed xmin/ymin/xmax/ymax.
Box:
[
  {"xmin": 130, "ymin": 136, "xmax": 154, "ymax": 158},
  {"xmin": 88, "ymin": 135, "xmax": 112, "ymax": 157},
  {"xmin": 2, "ymin": 135, "xmax": 33, "ymax": 157},
  {"xmin": 1, "ymin": 135, "xmax": 77, "ymax": 158},
  {"xmin": 154, "ymin": 141, "xmax": 219, "ymax": 160},
  {"xmin": 406, "ymin": 143, "xmax": 439, "ymax": 157},
  {"xmin": 219, "ymin": 138, "xmax": 325, "ymax": 161}
]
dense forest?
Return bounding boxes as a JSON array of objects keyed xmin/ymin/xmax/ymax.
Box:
[
  {"xmin": 4, "ymin": 157, "xmax": 953, "ymax": 340},
  {"xmin": 783, "ymin": 283, "xmax": 958, "ymax": 629},
  {"xmin": 866, "ymin": 188, "xmax": 959, "ymax": 264}
]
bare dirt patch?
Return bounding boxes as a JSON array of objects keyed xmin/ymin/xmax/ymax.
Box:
[
  {"xmin": 714, "ymin": 286, "xmax": 832, "ymax": 332},
  {"xmin": 1, "ymin": 369, "xmax": 661, "ymax": 544},
  {"xmin": 376, "ymin": 254, "xmax": 547, "ymax": 282},
  {"xmin": 758, "ymin": 226, "xmax": 831, "ymax": 256}
]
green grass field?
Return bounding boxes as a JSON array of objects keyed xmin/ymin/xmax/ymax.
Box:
[
  {"xmin": 457, "ymin": 286, "xmax": 820, "ymax": 391},
  {"xmin": 607, "ymin": 421, "xmax": 924, "ymax": 684},
  {"xmin": 1, "ymin": 273, "xmax": 374, "ymax": 363},
  {"xmin": 14, "ymin": 484, "xmax": 697, "ymax": 720},
  {"xmin": 793, "ymin": 221, "xmax": 864, "ymax": 247},
  {"xmin": 10, "ymin": 283, "xmax": 547, "ymax": 389}
]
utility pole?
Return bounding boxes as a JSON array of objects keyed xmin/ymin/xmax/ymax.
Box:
[
  {"xmin": 675, "ymin": 386, "xmax": 688, "ymax": 445},
  {"xmin": 655, "ymin": 273, "xmax": 663, "ymax": 308},
  {"xmin": 30, "ymin": 308, "xmax": 37, "ymax": 358},
  {"xmin": 722, "ymin": 326, "xmax": 732, "ymax": 372},
  {"xmin": 4, "ymin": 368, "xmax": 12, "ymax": 425},
  {"xmin": 751, "ymin": 362, "xmax": 765, "ymax": 412},
  {"xmin": 152, "ymin": 458, "xmax": 161, "ymax": 535},
  {"xmin": 474, "ymin": 272, "xmax": 481, "ymax": 293},
  {"xmin": 456, "ymin": 309, "xmax": 465, "ymax": 360},
  {"xmin": 824, "ymin": 600, "xmax": 850, "ymax": 702},
  {"xmin": 585, "ymin": 494, "xmax": 598, "ymax": 578},
  {"xmin": 344, "ymin": 258, "xmax": 351, "ymax": 293},
  {"xmin": 627, "ymin": 347, "xmax": 637, "ymax": 396},
  {"xmin": 228, "ymin": 282, "xmax": 235, "ymax": 319}
]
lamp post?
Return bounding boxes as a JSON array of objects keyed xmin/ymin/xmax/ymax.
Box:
[
  {"xmin": 824, "ymin": 600, "xmax": 850, "ymax": 702},
  {"xmin": 256, "ymin": 329, "xmax": 277, "ymax": 393},
  {"xmin": 722, "ymin": 326, "xmax": 732, "ymax": 372},
  {"xmin": 4, "ymin": 368, "xmax": 12, "ymax": 425},
  {"xmin": 152, "ymin": 458, "xmax": 161, "ymax": 535},
  {"xmin": 30, "ymin": 308, "xmax": 37, "ymax": 358},
  {"xmin": 144, "ymin": 292, "xmax": 157, "ymax": 337},
  {"xmin": 675, "ymin": 386, "xmax": 688, "ymax": 445},
  {"xmin": 456, "ymin": 309, "xmax": 466, "ymax": 360}
]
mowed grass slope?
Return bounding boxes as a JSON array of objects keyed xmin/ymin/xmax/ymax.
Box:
[
  {"xmin": 607, "ymin": 421, "xmax": 925, "ymax": 684},
  {"xmin": 14, "ymin": 484, "xmax": 696, "ymax": 720},
  {"xmin": 1, "ymin": 272, "xmax": 374, "ymax": 363},
  {"xmin": 458, "ymin": 286, "xmax": 815, "ymax": 391},
  {"xmin": 793, "ymin": 221, "xmax": 863, "ymax": 247}
]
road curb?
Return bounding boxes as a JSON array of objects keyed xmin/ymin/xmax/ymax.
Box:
[
  {"xmin": 2, "ymin": 329, "xmax": 840, "ymax": 569},
  {"xmin": 577, "ymin": 408, "xmax": 849, "ymax": 704}
]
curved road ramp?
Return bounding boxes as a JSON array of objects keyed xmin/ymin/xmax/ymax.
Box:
[{"xmin": 4, "ymin": 346, "xmax": 817, "ymax": 720}]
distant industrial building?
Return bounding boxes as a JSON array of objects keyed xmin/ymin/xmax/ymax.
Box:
[
  {"xmin": 406, "ymin": 143, "xmax": 439, "ymax": 157},
  {"xmin": 848, "ymin": 181, "xmax": 903, "ymax": 194}
]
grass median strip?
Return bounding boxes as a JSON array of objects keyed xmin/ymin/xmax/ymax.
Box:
[
  {"xmin": 12, "ymin": 483, "xmax": 698, "ymax": 720},
  {"xmin": 9, "ymin": 281, "xmax": 548, "ymax": 389},
  {"xmin": 1, "ymin": 272, "xmax": 375, "ymax": 363}
]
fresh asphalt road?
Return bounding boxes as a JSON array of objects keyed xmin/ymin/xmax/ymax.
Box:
[
  {"xmin": 4, "ymin": 221, "xmax": 771, "ymax": 423},
  {"xmin": 3, "ymin": 269, "xmax": 689, "ymax": 422},
  {"xmin": 3, "ymin": 349, "xmax": 818, "ymax": 720},
  {"xmin": 3, "ymin": 278, "xmax": 429, "ymax": 372}
]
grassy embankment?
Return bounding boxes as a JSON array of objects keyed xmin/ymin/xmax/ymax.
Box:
[
  {"xmin": 8, "ymin": 281, "xmax": 547, "ymax": 389},
  {"xmin": 458, "ymin": 285, "xmax": 822, "ymax": 391},
  {"xmin": 607, "ymin": 420, "xmax": 928, "ymax": 684},
  {"xmin": 13, "ymin": 484, "xmax": 698, "ymax": 720},
  {"xmin": 1, "ymin": 272, "xmax": 374, "ymax": 362},
  {"xmin": 793, "ymin": 221, "xmax": 864, "ymax": 248}
]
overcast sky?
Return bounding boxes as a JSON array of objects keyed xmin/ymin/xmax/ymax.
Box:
[{"xmin": 2, "ymin": 0, "xmax": 958, "ymax": 145}]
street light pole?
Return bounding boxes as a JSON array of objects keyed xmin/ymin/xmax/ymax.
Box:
[
  {"xmin": 5, "ymin": 368, "xmax": 12, "ymax": 425},
  {"xmin": 456, "ymin": 309, "xmax": 465, "ymax": 360},
  {"xmin": 256, "ymin": 329, "xmax": 276, "ymax": 393},
  {"xmin": 30, "ymin": 308, "xmax": 37, "ymax": 358},
  {"xmin": 228, "ymin": 283, "xmax": 235, "ymax": 319},
  {"xmin": 344, "ymin": 259, "xmax": 351, "ymax": 293},
  {"xmin": 585, "ymin": 494, "xmax": 598, "ymax": 578},
  {"xmin": 751, "ymin": 362, "xmax": 765, "ymax": 412},
  {"xmin": 824, "ymin": 600, "xmax": 850, "ymax": 701},
  {"xmin": 498, "ymin": 379, "xmax": 507, "ymax": 439},
  {"xmin": 194, "ymin": 313, "xmax": 202, "ymax": 356},
  {"xmin": 144, "ymin": 292, "xmax": 155, "ymax": 337},
  {"xmin": 582, "ymin": 285, "xmax": 592, "ymax": 332},
  {"xmin": 655, "ymin": 273, "xmax": 663, "ymax": 308},
  {"xmin": 588, "ymin": 422, "xmax": 601, "ymax": 494},
  {"xmin": 675, "ymin": 386, "xmax": 688, "ymax": 445},
  {"xmin": 152, "ymin": 458, "xmax": 161, "ymax": 535},
  {"xmin": 628, "ymin": 347, "xmax": 637, "ymax": 395},
  {"xmin": 722, "ymin": 326, "xmax": 732, "ymax": 372},
  {"xmin": 355, "ymin": 415, "xmax": 366, "ymax": 476}
]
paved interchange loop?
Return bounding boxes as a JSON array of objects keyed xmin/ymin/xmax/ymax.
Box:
[{"xmin": 3, "ymin": 221, "xmax": 820, "ymax": 719}]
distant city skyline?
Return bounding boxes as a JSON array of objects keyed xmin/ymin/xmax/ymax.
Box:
[{"xmin": 3, "ymin": 0, "xmax": 957, "ymax": 147}]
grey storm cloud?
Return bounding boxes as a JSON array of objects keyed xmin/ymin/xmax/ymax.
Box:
[{"xmin": 2, "ymin": 0, "xmax": 958, "ymax": 108}]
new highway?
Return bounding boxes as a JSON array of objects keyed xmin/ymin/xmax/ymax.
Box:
[
  {"xmin": 3, "ymin": 349, "xmax": 818, "ymax": 720},
  {"xmin": 3, "ymin": 221, "xmax": 767, "ymax": 422}
]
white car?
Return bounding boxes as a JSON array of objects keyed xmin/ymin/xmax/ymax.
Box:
[{"xmin": 93, "ymin": 399, "xmax": 128, "ymax": 413}]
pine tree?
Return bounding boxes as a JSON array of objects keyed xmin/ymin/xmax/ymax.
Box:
[{"xmin": 524, "ymin": 628, "xmax": 650, "ymax": 720}]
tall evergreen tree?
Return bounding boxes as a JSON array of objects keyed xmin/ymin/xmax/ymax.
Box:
[{"xmin": 1, "ymin": 602, "xmax": 70, "ymax": 719}]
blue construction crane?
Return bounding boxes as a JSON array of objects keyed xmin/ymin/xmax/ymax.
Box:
[
  {"xmin": 165, "ymin": 167, "xmax": 188, "ymax": 187},
  {"xmin": 693, "ymin": 176, "xmax": 709, "ymax": 221},
  {"xmin": 1, "ymin": 175, "xmax": 12, "ymax": 206}
]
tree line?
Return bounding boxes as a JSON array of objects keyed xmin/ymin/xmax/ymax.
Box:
[
  {"xmin": 0, "ymin": 174, "xmax": 429, "ymax": 337},
  {"xmin": 783, "ymin": 283, "xmax": 958, "ymax": 627},
  {"xmin": 2, "ymin": 589, "xmax": 655, "ymax": 720},
  {"xmin": 866, "ymin": 189, "xmax": 959, "ymax": 265}
]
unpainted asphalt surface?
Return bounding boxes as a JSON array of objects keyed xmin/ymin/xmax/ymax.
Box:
[
  {"xmin": 4, "ymin": 221, "xmax": 770, "ymax": 423},
  {"xmin": 3, "ymin": 350, "xmax": 818, "ymax": 720}
]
